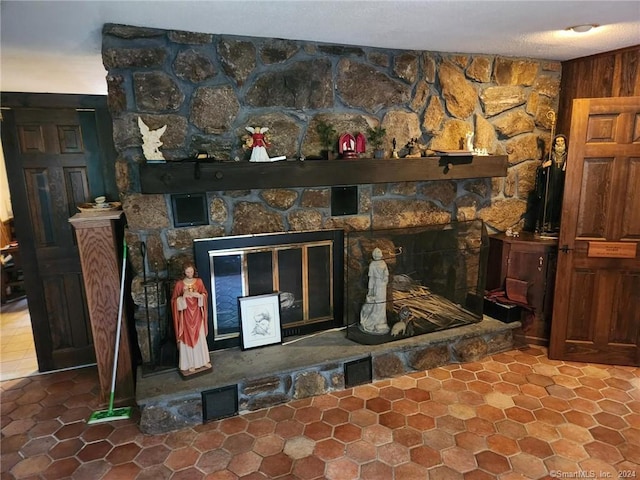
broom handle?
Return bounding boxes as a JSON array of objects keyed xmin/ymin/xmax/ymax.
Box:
[{"xmin": 108, "ymin": 239, "xmax": 128, "ymax": 411}]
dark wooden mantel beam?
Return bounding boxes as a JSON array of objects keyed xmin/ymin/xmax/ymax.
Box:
[{"xmin": 139, "ymin": 156, "xmax": 508, "ymax": 194}]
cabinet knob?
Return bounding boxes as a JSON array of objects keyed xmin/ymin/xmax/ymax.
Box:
[{"xmin": 538, "ymin": 256, "xmax": 544, "ymax": 271}]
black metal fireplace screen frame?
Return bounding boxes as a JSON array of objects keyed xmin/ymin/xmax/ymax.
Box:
[
  {"xmin": 344, "ymin": 220, "xmax": 490, "ymax": 344},
  {"xmin": 194, "ymin": 230, "xmax": 344, "ymax": 350}
]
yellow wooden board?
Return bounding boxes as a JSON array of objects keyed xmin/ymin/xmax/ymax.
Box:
[{"xmin": 587, "ymin": 242, "xmax": 637, "ymax": 258}]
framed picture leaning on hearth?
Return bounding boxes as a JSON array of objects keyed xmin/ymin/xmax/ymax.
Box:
[{"xmin": 238, "ymin": 293, "xmax": 282, "ymax": 350}]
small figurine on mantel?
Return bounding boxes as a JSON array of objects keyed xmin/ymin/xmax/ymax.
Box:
[
  {"xmin": 171, "ymin": 261, "xmax": 212, "ymax": 377},
  {"xmin": 403, "ymin": 138, "xmax": 426, "ymax": 158},
  {"xmin": 244, "ymin": 126, "xmax": 286, "ymax": 162},
  {"xmin": 465, "ymin": 131, "xmax": 474, "ymax": 152},
  {"xmin": 245, "ymin": 126, "xmax": 271, "ymax": 162},
  {"xmin": 359, "ymin": 248, "xmax": 390, "ymax": 335},
  {"xmin": 138, "ymin": 117, "xmax": 167, "ymax": 162},
  {"xmin": 392, "ymin": 138, "xmax": 399, "ymax": 158},
  {"xmin": 338, "ymin": 132, "xmax": 366, "ymax": 159},
  {"xmin": 404, "ymin": 138, "xmax": 423, "ymax": 158}
]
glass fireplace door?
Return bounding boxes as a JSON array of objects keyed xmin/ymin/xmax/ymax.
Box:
[{"xmin": 203, "ymin": 236, "xmax": 338, "ymax": 349}]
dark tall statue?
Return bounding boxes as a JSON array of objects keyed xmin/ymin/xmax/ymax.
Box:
[{"xmin": 535, "ymin": 134, "xmax": 567, "ymax": 235}]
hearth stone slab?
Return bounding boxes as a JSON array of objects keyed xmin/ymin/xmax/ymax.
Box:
[{"xmin": 137, "ymin": 317, "xmax": 520, "ymax": 434}]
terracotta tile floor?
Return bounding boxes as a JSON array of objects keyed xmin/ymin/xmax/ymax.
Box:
[{"xmin": 1, "ymin": 346, "xmax": 638, "ymax": 479}]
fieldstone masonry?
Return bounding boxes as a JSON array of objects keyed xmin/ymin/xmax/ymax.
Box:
[{"xmin": 101, "ymin": 24, "xmax": 559, "ymax": 386}]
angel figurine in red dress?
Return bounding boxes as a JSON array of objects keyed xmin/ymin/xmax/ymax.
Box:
[{"xmin": 245, "ymin": 126, "xmax": 272, "ymax": 162}]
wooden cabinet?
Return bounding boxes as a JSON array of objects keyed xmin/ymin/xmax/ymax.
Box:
[{"xmin": 486, "ymin": 233, "xmax": 558, "ymax": 346}]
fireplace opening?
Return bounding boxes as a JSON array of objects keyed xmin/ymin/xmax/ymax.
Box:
[
  {"xmin": 194, "ymin": 230, "xmax": 344, "ymax": 350},
  {"xmin": 193, "ymin": 221, "xmax": 488, "ymax": 352},
  {"xmin": 345, "ymin": 220, "xmax": 489, "ymax": 345}
]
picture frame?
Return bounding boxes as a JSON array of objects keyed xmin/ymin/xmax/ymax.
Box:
[{"xmin": 238, "ymin": 293, "xmax": 282, "ymax": 350}]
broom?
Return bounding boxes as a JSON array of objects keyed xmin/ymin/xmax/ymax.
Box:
[{"xmin": 88, "ymin": 238, "xmax": 133, "ymax": 424}]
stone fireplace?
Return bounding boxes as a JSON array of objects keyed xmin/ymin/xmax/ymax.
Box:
[{"xmin": 101, "ymin": 24, "xmax": 559, "ymax": 431}]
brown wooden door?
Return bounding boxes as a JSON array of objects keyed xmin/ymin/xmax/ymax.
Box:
[
  {"xmin": 549, "ymin": 96, "xmax": 640, "ymax": 366},
  {"xmin": 2, "ymin": 107, "xmax": 112, "ymax": 371}
]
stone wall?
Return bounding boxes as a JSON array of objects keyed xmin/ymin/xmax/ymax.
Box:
[{"xmin": 102, "ymin": 24, "xmax": 560, "ymax": 360}]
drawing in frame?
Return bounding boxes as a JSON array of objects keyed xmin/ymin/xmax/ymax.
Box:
[{"xmin": 238, "ymin": 293, "xmax": 282, "ymax": 350}]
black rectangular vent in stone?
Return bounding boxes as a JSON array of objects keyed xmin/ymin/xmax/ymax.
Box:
[
  {"xmin": 331, "ymin": 186, "xmax": 358, "ymax": 216},
  {"xmin": 171, "ymin": 192, "xmax": 208, "ymax": 227},
  {"xmin": 202, "ymin": 384, "xmax": 238, "ymax": 423},
  {"xmin": 344, "ymin": 356, "xmax": 372, "ymax": 388}
]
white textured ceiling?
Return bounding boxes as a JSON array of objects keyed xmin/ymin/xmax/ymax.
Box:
[{"xmin": 1, "ymin": 0, "xmax": 639, "ymax": 95}]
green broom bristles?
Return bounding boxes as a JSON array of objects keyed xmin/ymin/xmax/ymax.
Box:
[
  {"xmin": 88, "ymin": 391, "xmax": 133, "ymax": 424},
  {"xmin": 87, "ymin": 406, "xmax": 132, "ymax": 424}
]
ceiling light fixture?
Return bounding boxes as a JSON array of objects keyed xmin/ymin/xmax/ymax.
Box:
[{"xmin": 567, "ymin": 24, "xmax": 599, "ymax": 33}]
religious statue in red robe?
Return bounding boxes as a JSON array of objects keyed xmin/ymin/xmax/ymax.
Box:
[{"xmin": 171, "ymin": 261, "xmax": 212, "ymax": 375}]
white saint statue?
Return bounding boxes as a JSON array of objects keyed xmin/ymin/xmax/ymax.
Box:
[{"xmin": 359, "ymin": 247, "xmax": 390, "ymax": 335}]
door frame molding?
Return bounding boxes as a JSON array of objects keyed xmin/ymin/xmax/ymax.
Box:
[{"xmin": 1, "ymin": 92, "xmax": 108, "ymax": 109}]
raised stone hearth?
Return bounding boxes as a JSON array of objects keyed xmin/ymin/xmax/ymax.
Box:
[{"xmin": 137, "ymin": 317, "xmax": 519, "ymax": 434}]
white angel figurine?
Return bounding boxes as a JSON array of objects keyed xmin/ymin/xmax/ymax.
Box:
[
  {"xmin": 138, "ymin": 117, "xmax": 167, "ymax": 161},
  {"xmin": 465, "ymin": 131, "xmax": 474, "ymax": 152},
  {"xmin": 245, "ymin": 126, "xmax": 272, "ymax": 162}
]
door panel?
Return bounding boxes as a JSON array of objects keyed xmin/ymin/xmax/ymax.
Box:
[
  {"xmin": 18, "ymin": 125, "xmax": 46, "ymax": 152},
  {"xmin": 612, "ymin": 272, "xmax": 640, "ymax": 343},
  {"xmin": 43, "ymin": 272, "xmax": 92, "ymax": 366},
  {"xmin": 58, "ymin": 125, "xmax": 84, "ymax": 153},
  {"xmin": 25, "ymin": 168, "xmax": 56, "ymax": 246},
  {"xmin": 622, "ymin": 158, "xmax": 640, "ymax": 239},
  {"xmin": 66, "ymin": 167, "xmax": 91, "ymax": 211},
  {"xmin": 550, "ymin": 96, "xmax": 640, "ymax": 366},
  {"xmin": 576, "ymin": 158, "xmax": 611, "ymax": 238},
  {"xmin": 565, "ymin": 269, "xmax": 594, "ymax": 342}
]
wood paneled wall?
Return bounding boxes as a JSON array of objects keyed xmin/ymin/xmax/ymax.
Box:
[{"xmin": 557, "ymin": 45, "xmax": 640, "ymax": 137}]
